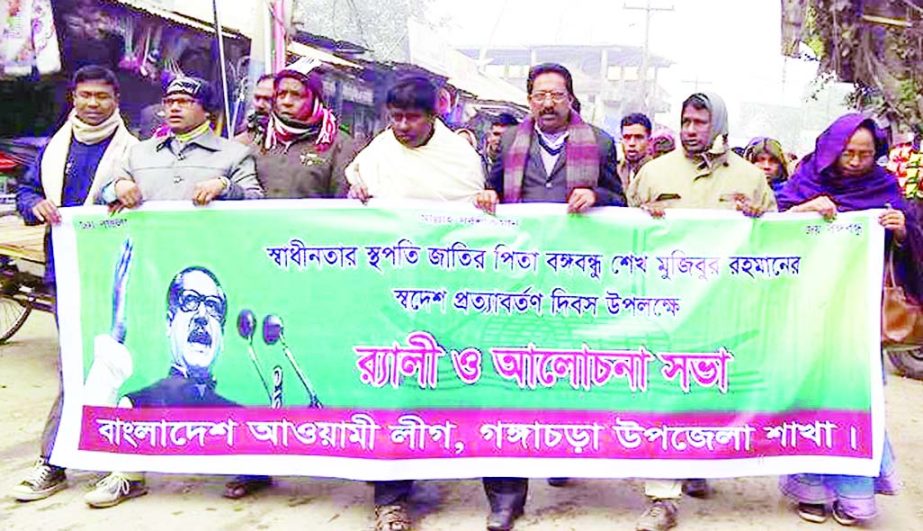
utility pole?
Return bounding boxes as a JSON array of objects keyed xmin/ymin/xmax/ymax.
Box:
[
  {"xmin": 478, "ymin": 0, "xmax": 511, "ymax": 72},
  {"xmin": 624, "ymin": 0, "xmax": 673, "ymax": 115},
  {"xmin": 680, "ymin": 75, "xmax": 713, "ymax": 93}
]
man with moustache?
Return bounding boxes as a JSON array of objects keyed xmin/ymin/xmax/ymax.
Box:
[
  {"xmin": 84, "ymin": 261, "xmax": 234, "ymax": 409},
  {"xmin": 474, "ymin": 62, "xmax": 623, "ymax": 531},
  {"xmin": 234, "ymin": 73, "xmax": 276, "ymax": 145},
  {"xmin": 476, "ymin": 62, "xmax": 623, "ymax": 214}
]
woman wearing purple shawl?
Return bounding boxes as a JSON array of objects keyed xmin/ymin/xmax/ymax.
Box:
[{"xmin": 777, "ymin": 114, "xmax": 923, "ymax": 526}]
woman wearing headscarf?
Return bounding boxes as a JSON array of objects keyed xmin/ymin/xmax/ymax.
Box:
[
  {"xmin": 744, "ymin": 137, "xmax": 789, "ymax": 194},
  {"xmin": 777, "ymin": 114, "xmax": 923, "ymax": 526}
]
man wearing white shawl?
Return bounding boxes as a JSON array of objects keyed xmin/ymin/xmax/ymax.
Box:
[
  {"xmin": 346, "ymin": 77, "xmax": 484, "ymax": 204},
  {"xmin": 11, "ymin": 65, "xmax": 137, "ymax": 503},
  {"xmin": 348, "ymin": 77, "xmax": 521, "ymax": 531}
]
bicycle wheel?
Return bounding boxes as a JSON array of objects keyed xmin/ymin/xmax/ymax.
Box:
[
  {"xmin": 0, "ymin": 297, "xmax": 31, "ymax": 343},
  {"xmin": 888, "ymin": 347, "xmax": 923, "ymax": 381}
]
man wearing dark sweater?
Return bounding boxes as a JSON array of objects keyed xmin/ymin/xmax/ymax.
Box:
[{"xmin": 11, "ymin": 65, "xmax": 137, "ymax": 503}]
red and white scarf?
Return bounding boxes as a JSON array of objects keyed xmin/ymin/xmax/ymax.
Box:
[{"xmin": 263, "ymin": 103, "xmax": 338, "ymax": 153}]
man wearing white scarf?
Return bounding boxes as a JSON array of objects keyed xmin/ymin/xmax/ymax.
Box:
[
  {"xmin": 347, "ymin": 77, "xmax": 522, "ymax": 531},
  {"xmin": 11, "ymin": 65, "xmax": 137, "ymax": 504},
  {"xmin": 346, "ymin": 79, "xmax": 484, "ymax": 204}
]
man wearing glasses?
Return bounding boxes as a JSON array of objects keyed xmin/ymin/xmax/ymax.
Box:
[
  {"xmin": 86, "ymin": 262, "xmax": 234, "ymax": 410},
  {"xmin": 99, "ymin": 76, "xmax": 263, "ymax": 207},
  {"xmin": 10, "ymin": 64, "xmax": 138, "ymax": 505},
  {"xmin": 476, "ymin": 62, "xmax": 623, "ymax": 214},
  {"xmin": 473, "ymin": 63, "xmax": 623, "ymax": 531},
  {"xmin": 86, "ymin": 77, "xmax": 262, "ymax": 509}
]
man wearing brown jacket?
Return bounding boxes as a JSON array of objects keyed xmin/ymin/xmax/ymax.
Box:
[
  {"xmin": 248, "ymin": 58, "xmax": 355, "ymax": 199},
  {"xmin": 224, "ymin": 60, "xmax": 355, "ymax": 500}
]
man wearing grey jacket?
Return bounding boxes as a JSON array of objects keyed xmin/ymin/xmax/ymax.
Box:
[
  {"xmin": 100, "ymin": 77, "xmax": 262, "ymax": 208},
  {"xmin": 87, "ymin": 77, "xmax": 262, "ymax": 509}
]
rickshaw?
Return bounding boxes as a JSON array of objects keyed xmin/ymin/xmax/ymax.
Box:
[
  {"xmin": 0, "ymin": 215, "xmax": 51, "ymax": 343},
  {"xmin": 0, "ymin": 139, "xmax": 52, "ymax": 343}
]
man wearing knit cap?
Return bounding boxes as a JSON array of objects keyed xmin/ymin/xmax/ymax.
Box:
[
  {"xmin": 86, "ymin": 77, "xmax": 262, "ymax": 508},
  {"xmin": 100, "ymin": 76, "xmax": 263, "ymax": 208},
  {"xmin": 252, "ymin": 58, "xmax": 355, "ymax": 199}
]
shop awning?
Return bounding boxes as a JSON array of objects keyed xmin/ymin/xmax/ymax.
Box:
[{"xmin": 287, "ymin": 42, "xmax": 361, "ymax": 69}]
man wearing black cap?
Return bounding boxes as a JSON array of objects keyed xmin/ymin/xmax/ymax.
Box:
[
  {"xmin": 100, "ymin": 77, "xmax": 263, "ymax": 207},
  {"xmin": 86, "ymin": 77, "xmax": 262, "ymax": 509}
]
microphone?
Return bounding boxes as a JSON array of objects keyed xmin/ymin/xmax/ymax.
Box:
[
  {"xmin": 263, "ymin": 314, "xmax": 321, "ymax": 408},
  {"xmin": 237, "ymin": 309, "xmax": 272, "ymax": 404}
]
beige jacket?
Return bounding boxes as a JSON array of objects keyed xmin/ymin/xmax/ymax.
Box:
[
  {"xmin": 616, "ymin": 154, "xmax": 651, "ymax": 192},
  {"xmin": 627, "ymin": 149, "xmax": 777, "ymax": 212}
]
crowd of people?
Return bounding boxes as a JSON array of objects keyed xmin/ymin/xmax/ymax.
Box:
[{"xmin": 10, "ymin": 57, "xmax": 923, "ymax": 531}]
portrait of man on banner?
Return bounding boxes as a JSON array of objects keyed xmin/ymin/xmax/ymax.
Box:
[{"xmin": 83, "ymin": 240, "xmax": 236, "ymax": 408}]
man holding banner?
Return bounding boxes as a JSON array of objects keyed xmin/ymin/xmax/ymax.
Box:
[
  {"xmin": 40, "ymin": 70, "xmax": 894, "ymax": 531},
  {"xmin": 476, "ymin": 62, "xmax": 624, "ymax": 214},
  {"xmin": 99, "ymin": 76, "xmax": 263, "ymax": 207},
  {"xmin": 347, "ymin": 76, "xmax": 500, "ymax": 531},
  {"xmin": 473, "ymin": 62, "xmax": 626, "ymax": 530},
  {"xmin": 346, "ymin": 76, "xmax": 484, "ymax": 203},
  {"xmin": 225, "ymin": 58, "xmax": 353, "ymax": 500},
  {"xmin": 627, "ymin": 91, "xmax": 776, "ymax": 531},
  {"xmin": 254, "ymin": 59, "xmax": 355, "ymax": 199},
  {"xmin": 82, "ymin": 77, "xmax": 263, "ymax": 508},
  {"xmin": 11, "ymin": 65, "xmax": 138, "ymax": 504}
]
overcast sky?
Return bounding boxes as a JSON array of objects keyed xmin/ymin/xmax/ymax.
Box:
[{"xmin": 429, "ymin": 0, "xmax": 851, "ymax": 152}]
